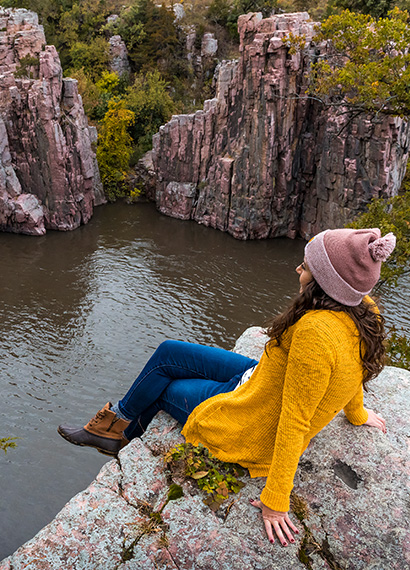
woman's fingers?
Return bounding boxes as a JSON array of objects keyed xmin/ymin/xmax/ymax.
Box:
[
  {"xmin": 284, "ymin": 513, "xmax": 299, "ymax": 534},
  {"xmin": 378, "ymin": 415, "xmax": 386, "ymax": 433},
  {"xmin": 263, "ymin": 516, "xmax": 294, "ymax": 546},
  {"xmin": 377, "ymin": 417, "xmax": 386, "ymax": 433},
  {"xmin": 272, "ymin": 520, "xmax": 288, "ymax": 546},
  {"xmin": 280, "ymin": 517, "xmax": 296, "ymax": 543},
  {"xmin": 262, "ymin": 518, "xmax": 287, "ymax": 546},
  {"xmin": 251, "ymin": 499, "xmax": 300, "ymax": 545},
  {"xmin": 364, "ymin": 409, "xmax": 387, "ymax": 433},
  {"xmin": 263, "ymin": 518, "xmax": 276, "ymax": 544}
]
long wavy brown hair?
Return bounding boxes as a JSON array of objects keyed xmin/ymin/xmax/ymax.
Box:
[{"xmin": 265, "ymin": 279, "xmax": 386, "ymax": 389}]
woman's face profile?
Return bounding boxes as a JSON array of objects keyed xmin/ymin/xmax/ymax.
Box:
[{"xmin": 296, "ymin": 260, "xmax": 313, "ymax": 293}]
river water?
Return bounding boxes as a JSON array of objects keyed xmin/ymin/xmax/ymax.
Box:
[{"xmin": 1, "ymin": 202, "xmax": 409, "ymax": 559}]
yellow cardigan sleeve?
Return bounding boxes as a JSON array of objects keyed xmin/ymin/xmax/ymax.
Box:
[
  {"xmin": 260, "ymin": 321, "xmax": 336, "ymax": 512},
  {"xmin": 343, "ymin": 385, "xmax": 369, "ymax": 425}
]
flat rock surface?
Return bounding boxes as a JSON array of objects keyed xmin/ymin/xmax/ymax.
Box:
[{"xmin": 1, "ymin": 327, "xmax": 409, "ymax": 569}]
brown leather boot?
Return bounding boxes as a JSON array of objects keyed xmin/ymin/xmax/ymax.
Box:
[{"xmin": 57, "ymin": 403, "xmax": 131, "ymax": 456}]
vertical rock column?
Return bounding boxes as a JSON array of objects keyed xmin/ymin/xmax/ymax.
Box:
[{"xmin": 0, "ymin": 7, "xmax": 105, "ymax": 235}]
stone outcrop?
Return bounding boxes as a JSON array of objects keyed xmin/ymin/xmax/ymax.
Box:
[
  {"xmin": 1, "ymin": 326, "xmax": 409, "ymax": 569},
  {"xmin": 152, "ymin": 12, "xmax": 410, "ymax": 240},
  {"xmin": 135, "ymin": 150, "xmax": 156, "ymax": 201},
  {"xmin": 201, "ymin": 32, "xmax": 218, "ymax": 58},
  {"xmin": 0, "ymin": 8, "xmax": 105, "ymax": 236},
  {"xmin": 109, "ymin": 34, "xmax": 130, "ymax": 76},
  {"xmin": 173, "ymin": 3, "xmax": 185, "ymax": 22},
  {"xmin": 185, "ymin": 27, "xmax": 219, "ymax": 81}
]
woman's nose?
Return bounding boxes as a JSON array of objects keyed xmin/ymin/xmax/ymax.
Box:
[{"xmin": 296, "ymin": 265, "xmax": 302, "ymax": 275}]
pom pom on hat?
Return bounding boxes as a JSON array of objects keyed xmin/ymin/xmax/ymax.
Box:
[
  {"xmin": 305, "ymin": 228, "xmax": 396, "ymax": 306},
  {"xmin": 368, "ymin": 232, "xmax": 396, "ymax": 262}
]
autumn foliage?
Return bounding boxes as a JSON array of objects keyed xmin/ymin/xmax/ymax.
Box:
[
  {"xmin": 96, "ymin": 100, "xmax": 135, "ymax": 200},
  {"xmin": 308, "ymin": 9, "xmax": 410, "ymax": 117}
]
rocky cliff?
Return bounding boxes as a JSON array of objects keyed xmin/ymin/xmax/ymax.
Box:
[
  {"xmin": 1, "ymin": 327, "xmax": 409, "ymax": 570},
  {"xmin": 152, "ymin": 12, "xmax": 410, "ymax": 240},
  {"xmin": 0, "ymin": 8, "xmax": 105, "ymax": 236}
]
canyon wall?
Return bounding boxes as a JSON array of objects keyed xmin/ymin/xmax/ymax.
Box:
[
  {"xmin": 0, "ymin": 8, "xmax": 105, "ymax": 236},
  {"xmin": 152, "ymin": 12, "xmax": 410, "ymax": 240}
]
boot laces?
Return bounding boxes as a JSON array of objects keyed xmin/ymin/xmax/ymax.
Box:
[{"xmin": 88, "ymin": 409, "xmax": 105, "ymax": 427}]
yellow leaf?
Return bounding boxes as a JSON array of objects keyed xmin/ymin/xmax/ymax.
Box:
[{"xmin": 191, "ymin": 471, "xmax": 209, "ymax": 479}]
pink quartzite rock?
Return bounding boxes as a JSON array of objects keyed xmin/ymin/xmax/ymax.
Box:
[
  {"xmin": 0, "ymin": 7, "xmax": 105, "ymax": 236},
  {"xmin": 152, "ymin": 12, "xmax": 410, "ymax": 240},
  {"xmin": 1, "ymin": 326, "xmax": 408, "ymax": 569},
  {"xmin": 109, "ymin": 34, "xmax": 130, "ymax": 76}
]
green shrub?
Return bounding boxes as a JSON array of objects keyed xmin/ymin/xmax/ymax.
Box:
[
  {"xmin": 125, "ymin": 70, "xmax": 175, "ymax": 158},
  {"xmin": 15, "ymin": 55, "xmax": 39, "ymax": 79},
  {"xmin": 96, "ymin": 99, "xmax": 135, "ymax": 200},
  {"xmin": 69, "ymin": 37, "xmax": 111, "ymax": 81},
  {"xmin": 164, "ymin": 442, "xmax": 245, "ymax": 512}
]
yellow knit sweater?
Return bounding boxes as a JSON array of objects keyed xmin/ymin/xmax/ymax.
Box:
[{"xmin": 181, "ymin": 308, "xmax": 370, "ymax": 512}]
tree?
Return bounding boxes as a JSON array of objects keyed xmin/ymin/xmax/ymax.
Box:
[
  {"xmin": 125, "ymin": 70, "xmax": 175, "ymax": 158},
  {"xmin": 330, "ymin": 0, "xmax": 392, "ymax": 19},
  {"xmin": 113, "ymin": 0, "xmax": 181, "ymax": 78},
  {"xmin": 348, "ymin": 178, "xmax": 410, "ymax": 370},
  {"xmin": 305, "ymin": 9, "xmax": 410, "ymax": 118},
  {"xmin": 69, "ymin": 37, "xmax": 111, "ymax": 81},
  {"xmin": 96, "ymin": 99, "xmax": 135, "ymax": 200}
]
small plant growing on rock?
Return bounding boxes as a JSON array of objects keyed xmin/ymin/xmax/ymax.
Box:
[
  {"xmin": 164, "ymin": 442, "xmax": 245, "ymax": 511},
  {"xmin": 15, "ymin": 55, "xmax": 39, "ymax": 79},
  {"xmin": 290, "ymin": 492, "xmax": 343, "ymax": 570},
  {"xmin": 122, "ymin": 484, "xmax": 183, "ymax": 562},
  {"xmin": 290, "ymin": 490, "xmax": 310, "ymax": 522},
  {"xmin": 127, "ymin": 187, "xmax": 144, "ymax": 203},
  {"xmin": 0, "ymin": 437, "xmax": 18, "ymax": 454}
]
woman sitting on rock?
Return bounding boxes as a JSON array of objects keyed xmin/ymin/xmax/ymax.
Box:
[{"xmin": 58, "ymin": 228, "xmax": 394, "ymax": 546}]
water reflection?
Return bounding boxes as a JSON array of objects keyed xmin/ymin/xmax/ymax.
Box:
[{"xmin": 0, "ymin": 202, "xmax": 408, "ymax": 560}]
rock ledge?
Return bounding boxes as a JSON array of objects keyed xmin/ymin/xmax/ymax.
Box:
[{"xmin": 1, "ymin": 327, "xmax": 409, "ymax": 569}]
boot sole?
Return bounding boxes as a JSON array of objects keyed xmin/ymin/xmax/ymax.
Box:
[{"xmin": 57, "ymin": 427, "xmax": 119, "ymax": 457}]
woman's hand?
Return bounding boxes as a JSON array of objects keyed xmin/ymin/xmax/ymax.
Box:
[
  {"xmin": 249, "ymin": 499, "xmax": 299, "ymax": 546},
  {"xmin": 364, "ymin": 408, "xmax": 386, "ymax": 433}
]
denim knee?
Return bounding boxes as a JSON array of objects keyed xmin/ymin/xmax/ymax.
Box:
[{"xmin": 154, "ymin": 340, "xmax": 181, "ymax": 358}]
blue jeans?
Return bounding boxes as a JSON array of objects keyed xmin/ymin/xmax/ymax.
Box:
[{"xmin": 117, "ymin": 340, "xmax": 258, "ymax": 441}]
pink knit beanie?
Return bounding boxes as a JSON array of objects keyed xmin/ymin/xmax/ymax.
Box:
[{"xmin": 304, "ymin": 228, "xmax": 396, "ymax": 306}]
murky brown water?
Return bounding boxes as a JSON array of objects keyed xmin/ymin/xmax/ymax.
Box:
[{"xmin": 1, "ymin": 201, "xmax": 408, "ymax": 559}]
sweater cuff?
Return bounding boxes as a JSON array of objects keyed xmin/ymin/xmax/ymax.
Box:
[
  {"xmin": 345, "ymin": 407, "xmax": 369, "ymax": 425},
  {"xmin": 260, "ymin": 486, "xmax": 290, "ymax": 512}
]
